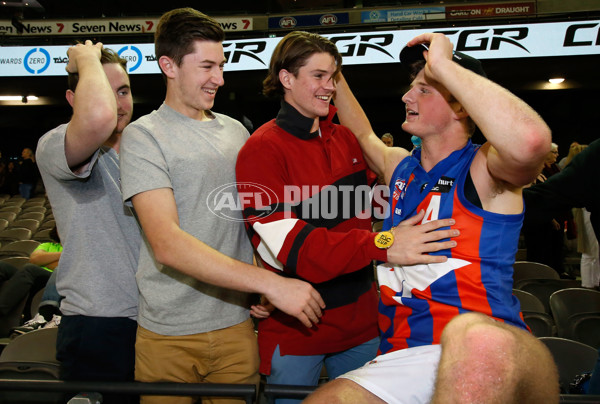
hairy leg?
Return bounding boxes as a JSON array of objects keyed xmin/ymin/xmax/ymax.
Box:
[
  {"xmin": 303, "ymin": 378, "xmax": 386, "ymax": 404},
  {"xmin": 431, "ymin": 312, "xmax": 559, "ymax": 404}
]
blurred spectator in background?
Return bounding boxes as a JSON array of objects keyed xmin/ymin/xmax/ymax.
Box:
[
  {"xmin": 523, "ymin": 143, "xmax": 576, "ymax": 278},
  {"xmin": 0, "ymin": 226, "xmax": 62, "ymax": 324},
  {"xmin": 3, "ymin": 161, "xmax": 20, "ymax": 196},
  {"xmin": 17, "ymin": 147, "xmax": 39, "ymax": 199},
  {"xmin": 558, "ymin": 141, "xmax": 585, "ymax": 169},
  {"xmin": 381, "ymin": 133, "xmax": 394, "ymax": 147}
]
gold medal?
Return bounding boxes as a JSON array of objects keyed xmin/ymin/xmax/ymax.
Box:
[{"xmin": 374, "ymin": 231, "xmax": 394, "ymax": 249}]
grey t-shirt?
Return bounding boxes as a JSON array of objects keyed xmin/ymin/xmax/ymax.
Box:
[
  {"xmin": 120, "ymin": 103, "xmax": 253, "ymax": 336},
  {"xmin": 36, "ymin": 124, "xmax": 141, "ymax": 319}
]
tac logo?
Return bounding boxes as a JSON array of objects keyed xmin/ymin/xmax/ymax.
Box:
[
  {"xmin": 279, "ymin": 17, "xmax": 297, "ymax": 29},
  {"xmin": 320, "ymin": 14, "xmax": 337, "ymax": 26},
  {"xmin": 117, "ymin": 45, "xmax": 143, "ymax": 72},
  {"xmin": 24, "ymin": 48, "xmax": 50, "ymax": 74},
  {"xmin": 207, "ymin": 182, "xmax": 278, "ymax": 223}
]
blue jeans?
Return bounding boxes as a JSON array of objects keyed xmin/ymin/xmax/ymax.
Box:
[
  {"xmin": 39, "ymin": 269, "xmax": 60, "ymax": 309},
  {"xmin": 18, "ymin": 183, "xmax": 35, "ymax": 200},
  {"xmin": 267, "ymin": 337, "xmax": 379, "ymax": 404}
]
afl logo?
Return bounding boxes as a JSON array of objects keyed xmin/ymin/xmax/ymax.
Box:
[
  {"xmin": 24, "ymin": 48, "xmax": 50, "ymax": 74},
  {"xmin": 279, "ymin": 17, "xmax": 297, "ymax": 28},
  {"xmin": 320, "ymin": 14, "xmax": 337, "ymax": 25},
  {"xmin": 117, "ymin": 45, "xmax": 142, "ymax": 72},
  {"xmin": 207, "ymin": 182, "xmax": 279, "ymax": 223}
]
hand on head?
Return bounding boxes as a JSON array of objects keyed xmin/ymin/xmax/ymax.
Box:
[{"xmin": 65, "ymin": 40, "xmax": 103, "ymax": 74}]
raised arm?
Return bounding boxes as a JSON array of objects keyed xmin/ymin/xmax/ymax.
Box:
[
  {"xmin": 131, "ymin": 188, "xmax": 325, "ymax": 328},
  {"xmin": 410, "ymin": 33, "xmax": 551, "ymax": 187},
  {"xmin": 334, "ymin": 74, "xmax": 409, "ymax": 185},
  {"xmin": 63, "ymin": 41, "xmax": 119, "ymax": 169}
]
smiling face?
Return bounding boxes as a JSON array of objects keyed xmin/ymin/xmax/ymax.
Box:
[
  {"xmin": 281, "ymin": 52, "xmax": 337, "ymax": 131},
  {"xmin": 168, "ymin": 40, "xmax": 225, "ymax": 119},
  {"xmin": 401, "ymin": 69, "xmax": 457, "ymax": 139},
  {"xmin": 103, "ymin": 63, "xmax": 133, "ymax": 135}
]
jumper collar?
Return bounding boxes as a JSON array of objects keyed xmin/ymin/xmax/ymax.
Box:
[{"xmin": 275, "ymin": 100, "xmax": 320, "ymax": 140}]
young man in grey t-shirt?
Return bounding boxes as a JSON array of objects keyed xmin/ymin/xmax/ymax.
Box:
[
  {"xmin": 36, "ymin": 41, "xmax": 140, "ymax": 404},
  {"xmin": 119, "ymin": 8, "xmax": 325, "ymax": 404}
]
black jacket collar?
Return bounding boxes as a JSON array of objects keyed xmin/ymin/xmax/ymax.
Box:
[{"xmin": 275, "ymin": 100, "xmax": 320, "ymax": 140}]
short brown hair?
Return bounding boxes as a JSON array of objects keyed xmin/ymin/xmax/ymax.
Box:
[
  {"xmin": 155, "ymin": 8, "xmax": 224, "ymax": 74},
  {"xmin": 263, "ymin": 31, "xmax": 342, "ymax": 98},
  {"xmin": 67, "ymin": 46, "xmax": 127, "ymax": 91},
  {"xmin": 409, "ymin": 60, "xmax": 476, "ymax": 136}
]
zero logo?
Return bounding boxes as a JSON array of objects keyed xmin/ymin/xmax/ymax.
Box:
[
  {"xmin": 117, "ymin": 45, "xmax": 142, "ymax": 72},
  {"xmin": 24, "ymin": 48, "xmax": 50, "ymax": 74}
]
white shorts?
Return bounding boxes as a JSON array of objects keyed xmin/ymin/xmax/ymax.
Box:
[{"xmin": 338, "ymin": 344, "xmax": 441, "ymax": 404}]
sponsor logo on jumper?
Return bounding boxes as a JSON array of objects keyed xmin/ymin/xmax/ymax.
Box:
[
  {"xmin": 392, "ymin": 178, "xmax": 406, "ymax": 202},
  {"xmin": 431, "ymin": 176, "xmax": 455, "ymax": 193}
]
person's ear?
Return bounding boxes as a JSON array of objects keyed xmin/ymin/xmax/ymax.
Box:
[
  {"xmin": 279, "ymin": 69, "xmax": 293, "ymax": 91},
  {"xmin": 452, "ymin": 102, "xmax": 469, "ymax": 120},
  {"xmin": 158, "ymin": 56, "xmax": 176, "ymax": 78},
  {"xmin": 65, "ymin": 89, "xmax": 75, "ymax": 108}
]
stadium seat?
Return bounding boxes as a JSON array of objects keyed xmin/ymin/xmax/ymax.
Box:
[
  {"xmin": 0, "ymin": 240, "xmax": 40, "ymax": 259},
  {"xmin": 539, "ymin": 337, "xmax": 598, "ymax": 394},
  {"xmin": 8, "ymin": 219, "xmax": 40, "ymax": 233},
  {"xmin": 513, "ymin": 261, "xmax": 560, "ymax": 283},
  {"xmin": 549, "ymin": 288, "xmax": 600, "ymax": 339},
  {"xmin": 0, "ymin": 328, "xmax": 62, "ymax": 403},
  {"xmin": 0, "ymin": 228, "xmax": 32, "ymax": 243},
  {"xmin": 514, "ymin": 278, "xmax": 581, "ymax": 314},
  {"xmin": 513, "ymin": 289, "xmax": 556, "ymax": 337}
]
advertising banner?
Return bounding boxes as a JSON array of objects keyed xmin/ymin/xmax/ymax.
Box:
[
  {"xmin": 268, "ymin": 13, "xmax": 349, "ymax": 29},
  {"xmin": 446, "ymin": 2, "xmax": 535, "ymax": 19},
  {"xmin": 361, "ymin": 8, "xmax": 445, "ymax": 23},
  {"xmin": 0, "ymin": 17, "xmax": 252, "ymax": 35},
  {"xmin": 1, "ymin": 20, "xmax": 599, "ymax": 77}
]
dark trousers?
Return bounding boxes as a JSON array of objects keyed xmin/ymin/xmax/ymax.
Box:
[
  {"xmin": 0, "ymin": 263, "xmax": 50, "ymax": 317},
  {"xmin": 57, "ymin": 315, "xmax": 138, "ymax": 404}
]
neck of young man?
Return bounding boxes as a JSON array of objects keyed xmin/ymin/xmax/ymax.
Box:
[
  {"xmin": 419, "ymin": 132, "xmax": 469, "ymax": 172},
  {"xmin": 103, "ymin": 132, "xmax": 121, "ymax": 153}
]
